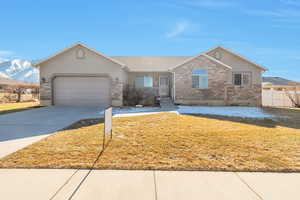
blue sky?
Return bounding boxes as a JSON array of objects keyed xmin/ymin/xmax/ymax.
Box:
[{"xmin": 1, "ymin": 0, "xmax": 300, "ymax": 80}]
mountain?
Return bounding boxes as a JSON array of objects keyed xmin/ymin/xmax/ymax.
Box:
[
  {"xmin": 0, "ymin": 59, "xmax": 39, "ymax": 83},
  {"xmin": 0, "ymin": 76, "xmax": 30, "ymax": 86},
  {"xmin": 263, "ymin": 77, "xmax": 300, "ymax": 86},
  {"xmin": 0, "ymin": 72, "xmax": 9, "ymax": 78}
]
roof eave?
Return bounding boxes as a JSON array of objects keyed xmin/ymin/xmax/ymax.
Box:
[
  {"xmin": 169, "ymin": 53, "xmax": 232, "ymax": 71},
  {"xmin": 205, "ymin": 45, "xmax": 268, "ymax": 71}
]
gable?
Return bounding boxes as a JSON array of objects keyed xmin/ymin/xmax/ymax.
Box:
[
  {"xmin": 170, "ymin": 53, "xmax": 232, "ymax": 71},
  {"xmin": 206, "ymin": 47, "xmax": 264, "ymax": 84},
  {"xmin": 38, "ymin": 44, "xmax": 128, "ymax": 82},
  {"xmin": 35, "ymin": 42, "xmax": 126, "ymax": 68},
  {"xmin": 206, "ymin": 46, "xmax": 267, "ymax": 71}
]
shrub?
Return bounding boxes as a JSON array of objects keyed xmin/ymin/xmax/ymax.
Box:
[{"xmin": 123, "ymin": 85, "xmax": 143, "ymax": 106}]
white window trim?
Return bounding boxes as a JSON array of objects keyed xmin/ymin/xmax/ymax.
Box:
[{"xmin": 192, "ymin": 69, "xmax": 209, "ymax": 89}]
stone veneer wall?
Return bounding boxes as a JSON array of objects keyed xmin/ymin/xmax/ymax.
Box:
[
  {"xmin": 111, "ymin": 79, "xmax": 123, "ymax": 106},
  {"xmin": 40, "ymin": 80, "xmax": 51, "ymax": 106},
  {"xmin": 225, "ymin": 84, "xmax": 262, "ymax": 106},
  {"xmin": 39, "ymin": 76, "xmax": 123, "ymax": 106},
  {"xmin": 173, "ymin": 56, "xmax": 230, "ymax": 105},
  {"xmin": 173, "ymin": 55, "xmax": 262, "ymax": 106}
]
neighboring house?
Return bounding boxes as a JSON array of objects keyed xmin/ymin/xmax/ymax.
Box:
[
  {"xmin": 35, "ymin": 42, "xmax": 267, "ymax": 107},
  {"xmin": 0, "ymin": 77, "xmax": 39, "ymax": 103},
  {"xmin": 263, "ymin": 77, "xmax": 300, "ymax": 87},
  {"xmin": 262, "ymin": 77, "xmax": 300, "ymax": 107}
]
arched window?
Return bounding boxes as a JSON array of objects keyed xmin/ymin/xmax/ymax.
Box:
[{"xmin": 192, "ymin": 68, "xmax": 208, "ymax": 88}]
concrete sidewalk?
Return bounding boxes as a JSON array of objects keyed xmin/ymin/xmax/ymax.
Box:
[{"xmin": 0, "ymin": 169, "xmax": 299, "ymax": 200}]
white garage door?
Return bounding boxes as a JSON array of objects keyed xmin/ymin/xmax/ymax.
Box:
[{"xmin": 53, "ymin": 76, "xmax": 111, "ymax": 106}]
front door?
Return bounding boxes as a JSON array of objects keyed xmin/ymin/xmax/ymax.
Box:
[{"xmin": 159, "ymin": 76, "xmax": 170, "ymax": 97}]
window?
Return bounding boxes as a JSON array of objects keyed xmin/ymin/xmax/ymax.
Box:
[
  {"xmin": 135, "ymin": 76, "xmax": 153, "ymax": 88},
  {"xmin": 192, "ymin": 68, "xmax": 208, "ymax": 88},
  {"xmin": 234, "ymin": 73, "xmax": 242, "ymax": 85},
  {"xmin": 233, "ymin": 72, "xmax": 251, "ymax": 87}
]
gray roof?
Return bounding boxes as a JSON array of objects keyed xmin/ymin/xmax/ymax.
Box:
[
  {"xmin": 263, "ymin": 77, "xmax": 300, "ymax": 86},
  {"xmin": 111, "ymin": 56, "xmax": 191, "ymax": 72}
]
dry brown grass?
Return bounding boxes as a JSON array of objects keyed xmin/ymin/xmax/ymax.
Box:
[
  {"xmin": 1, "ymin": 112, "xmax": 300, "ymax": 171},
  {"xmin": 0, "ymin": 102, "xmax": 40, "ymax": 115}
]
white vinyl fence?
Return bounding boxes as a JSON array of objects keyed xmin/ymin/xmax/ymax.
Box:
[{"xmin": 262, "ymin": 89, "xmax": 300, "ymax": 107}]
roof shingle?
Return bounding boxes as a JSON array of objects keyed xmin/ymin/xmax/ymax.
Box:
[{"xmin": 111, "ymin": 56, "xmax": 191, "ymax": 72}]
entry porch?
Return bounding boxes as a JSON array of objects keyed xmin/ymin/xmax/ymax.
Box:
[{"xmin": 126, "ymin": 72, "xmax": 174, "ymax": 105}]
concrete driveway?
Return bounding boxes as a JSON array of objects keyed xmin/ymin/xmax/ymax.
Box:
[{"xmin": 0, "ymin": 106, "xmax": 105, "ymax": 158}]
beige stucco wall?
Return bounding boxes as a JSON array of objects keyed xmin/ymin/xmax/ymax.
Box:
[
  {"xmin": 39, "ymin": 45, "xmax": 127, "ymax": 106},
  {"xmin": 207, "ymin": 48, "xmax": 262, "ymax": 85}
]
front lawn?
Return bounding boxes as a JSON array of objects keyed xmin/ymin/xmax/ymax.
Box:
[
  {"xmin": 1, "ymin": 112, "xmax": 300, "ymax": 171},
  {"xmin": 0, "ymin": 102, "xmax": 40, "ymax": 115}
]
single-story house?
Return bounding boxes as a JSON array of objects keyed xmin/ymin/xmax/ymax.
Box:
[{"xmin": 35, "ymin": 42, "xmax": 267, "ymax": 107}]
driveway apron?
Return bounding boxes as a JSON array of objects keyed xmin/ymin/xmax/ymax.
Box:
[{"xmin": 0, "ymin": 106, "xmax": 104, "ymax": 158}]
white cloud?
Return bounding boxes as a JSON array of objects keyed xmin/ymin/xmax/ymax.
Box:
[
  {"xmin": 161, "ymin": 0, "xmax": 238, "ymax": 10},
  {"xmin": 245, "ymin": 8, "xmax": 300, "ymax": 18},
  {"xmin": 184, "ymin": 0, "xmax": 237, "ymax": 8},
  {"xmin": 0, "ymin": 50, "xmax": 14, "ymax": 56},
  {"xmin": 0, "ymin": 58, "xmax": 9, "ymax": 63},
  {"xmin": 280, "ymin": 0, "xmax": 300, "ymax": 6},
  {"xmin": 245, "ymin": 10, "xmax": 284, "ymax": 17},
  {"xmin": 244, "ymin": 6, "xmax": 300, "ymax": 29},
  {"xmin": 165, "ymin": 20, "xmax": 190, "ymax": 39}
]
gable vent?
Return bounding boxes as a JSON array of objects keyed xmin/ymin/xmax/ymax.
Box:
[
  {"xmin": 76, "ymin": 48, "xmax": 86, "ymax": 59},
  {"xmin": 212, "ymin": 51, "xmax": 222, "ymax": 60}
]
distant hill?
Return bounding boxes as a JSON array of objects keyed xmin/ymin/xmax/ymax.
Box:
[
  {"xmin": 262, "ymin": 77, "xmax": 300, "ymax": 86},
  {"xmin": 0, "ymin": 59, "xmax": 39, "ymax": 83},
  {"xmin": 0, "ymin": 76, "xmax": 35, "ymax": 86}
]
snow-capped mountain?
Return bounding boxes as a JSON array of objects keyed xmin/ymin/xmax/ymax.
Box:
[{"xmin": 0, "ymin": 59, "xmax": 39, "ymax": 83}]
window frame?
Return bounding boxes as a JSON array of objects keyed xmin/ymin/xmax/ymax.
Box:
[
  {"xmin": 232, "ymin": 71, "xmax": 252, "ymax": 87},
  {"xmin": 234, "ymin": 73, "xmax": 242, "ymax": 86},
  {"xmin": 135, "ymin": 76, "xmax": 153, "ymax": 88},
  {"xmin": 192, "ymin": 68, "xmax": 209, "ymax": 89}
]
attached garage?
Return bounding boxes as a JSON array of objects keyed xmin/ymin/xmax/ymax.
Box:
[
  {"xmin": 36, "ymin": 42, "xmax": 127, "ymax": 107},
  {"xmin": 53, "ymin": 76, "xmax": 111, "ymax": 106}
]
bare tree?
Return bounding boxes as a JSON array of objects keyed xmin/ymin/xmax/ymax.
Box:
[
  {"xmin": 123, "ymin": 84, "xmax": 143, "ymax": 106},
  {"xmin": 284, "ymin": 86, "xmax": 300, "ymax": 108},
  {"xmin": 6, "ymin": 83, "xmax": 39, "ymax": 102}
]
